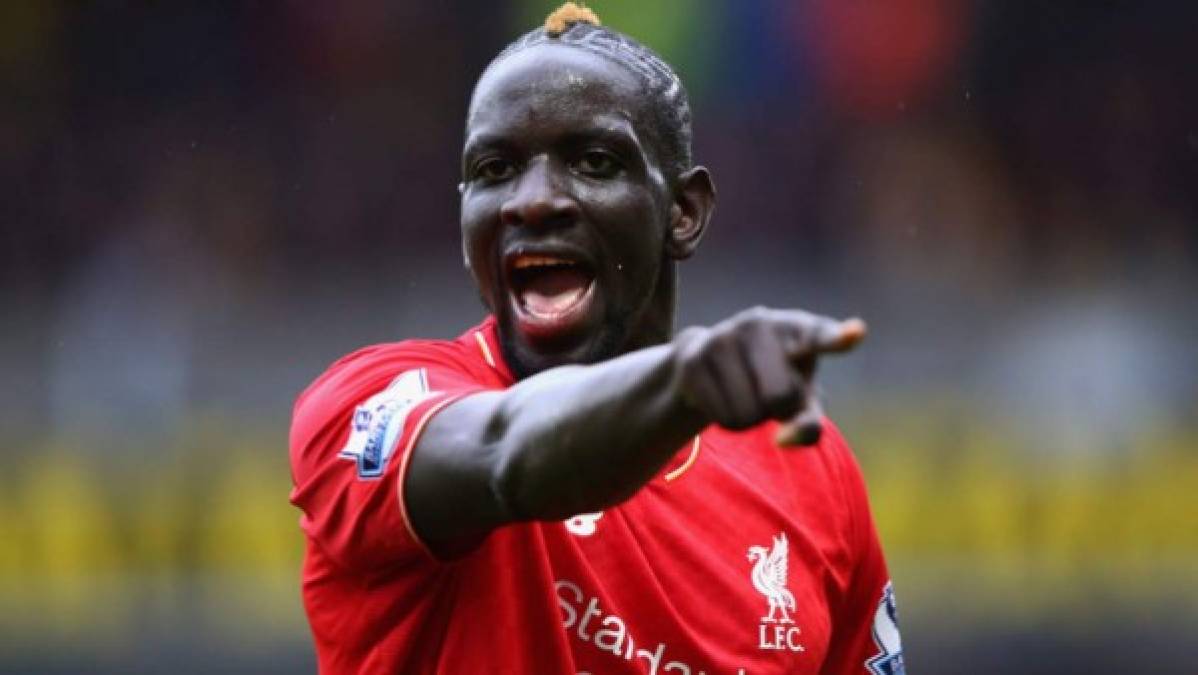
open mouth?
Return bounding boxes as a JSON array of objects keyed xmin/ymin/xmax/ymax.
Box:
[{"xmin": 506, "ymin": 252, "xmax": 597, "ymax": 343}]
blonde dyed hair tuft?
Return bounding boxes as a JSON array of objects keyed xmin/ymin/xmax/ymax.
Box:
[{"xmin": 544, "ymin": 2, "xmax": 601, "ymax": 36}]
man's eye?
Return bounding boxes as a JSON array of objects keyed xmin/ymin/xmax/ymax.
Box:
[
  {"xmin": 573, "ymin": 150, "xmax": 621, "ymax": 178},
  {"xmin": 475, "ymin": 158, "xmax": 516, "ymax": 182}
]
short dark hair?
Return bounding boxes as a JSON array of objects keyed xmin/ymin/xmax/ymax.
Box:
[{"xmin": 480, "ymin": 3, "xmax": 694, "ymax": 182}]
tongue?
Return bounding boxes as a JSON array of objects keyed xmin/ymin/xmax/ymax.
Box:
[{"xmin": 520, "ymin": 267, "xmax": 590, "ymax": 317}]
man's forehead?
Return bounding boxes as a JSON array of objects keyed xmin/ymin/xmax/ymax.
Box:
[
  {"xmin": 468, "ymin": 44, "xmax": 642, "ymax": 126},
  {"xmin": 465, "ymin": 112, "xmax": 638, "ymax": 151}
]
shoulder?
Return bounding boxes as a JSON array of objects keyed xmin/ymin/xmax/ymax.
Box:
[
  {"xmin": 815, "ymin": 418, "xmax": 859, "ymax": 475},
  {"xmin": 792, "ymin": 417, "xmax": 867, "ymax": 504},
  {"xmin": 288, "ymin": 331, "xmax": 498, "ymax": 479},
  {"xmin": 290, "ymin": 330, "xmax": 495, "ymax": 446},
  {"xmin": 295, "ymin": 317, "xmax": 502, "ymax": 412},
  {"xmin": 808, "ymin": 418, "xmax": 878, "ymax": 553},
  {"xmin": 296, "ymin": 339, "xmax": 470, "ymax": 409}
]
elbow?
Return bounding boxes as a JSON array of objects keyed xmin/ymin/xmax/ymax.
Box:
[
  {"xmin": 485, "ymin": 382, "xmax": 577, "ymax": 523},
  {"xmin": 483, "ymin": 377, "xmax": 591, "ymax": 523},
  {"xmin": 489, "ymin": 436, "xmax": 597, "ymax": 524},
  {"xmin": 482, "ymin": 397, "xmax": 531, "ymax": 523},
  {"xmin": 489, "ymin": 442, "xmax": 535, "ymax": 524}
]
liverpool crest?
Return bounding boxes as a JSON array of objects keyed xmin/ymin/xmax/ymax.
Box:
[{"xmin": 748, "ymin": 532, "xmax": 804, "ymax": 652}]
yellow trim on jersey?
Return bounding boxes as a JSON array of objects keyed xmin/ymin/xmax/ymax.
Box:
[
  {"xmin": 664, "ymin": 435, "xmax": 702, "ymax": 483},
  {"xmin": 395, "ymin": 393, "xmax": 469, "ymax": 563},
  {"xmin": 474, "ymin": 331, "xmax": 497, "ymax": 369}
]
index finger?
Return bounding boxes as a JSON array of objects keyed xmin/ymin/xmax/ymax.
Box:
[
  {"xmin": 772, "ymin": 310, "xmax": 868, "ymax": 358},
  {"xmin": 823, "ymin": 317, "xmax": 867, "ymax": 353}
]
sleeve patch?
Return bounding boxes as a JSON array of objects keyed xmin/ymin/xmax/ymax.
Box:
[
  {"xmin": 338, "ymin": 368, "xmax": 434, "ymax": 479},
  {"xmin": 866, "ymin": 581, "xmax": 905, "ymax": 675}
]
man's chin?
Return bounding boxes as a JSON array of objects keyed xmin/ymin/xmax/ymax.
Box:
[{"xmin": 498, "ymin": 318, "xmax": 621, "ymax": 380}]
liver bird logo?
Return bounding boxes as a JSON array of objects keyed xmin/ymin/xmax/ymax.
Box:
[{"xmin": 747, "ymin": 533, "xmax": 797, "ymax": 624}]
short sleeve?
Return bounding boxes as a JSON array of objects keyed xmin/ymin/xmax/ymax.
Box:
[
  {"xmin": 820, "ymin": 426, "xmax": 907, "ymax": 675},
  {"xmin": 288, "ymin": 343, "xmax": 488, "ymax": 572}
]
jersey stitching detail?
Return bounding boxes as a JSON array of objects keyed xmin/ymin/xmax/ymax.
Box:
[{"xmin": 664, "ymin": 434, "xmax": 702, "ymax": 483}]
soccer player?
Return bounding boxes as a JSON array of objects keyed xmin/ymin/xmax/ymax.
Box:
[{"xmin": 289, "ymin": 4, "xmax": 905, "ymax": 674}]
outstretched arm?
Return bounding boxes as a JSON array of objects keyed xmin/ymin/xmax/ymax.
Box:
[{"xmin": 405, "ymin": 307, "xmax": 866, "ymax": 557}]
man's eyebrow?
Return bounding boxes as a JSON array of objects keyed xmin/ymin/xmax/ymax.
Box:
[
  {"xmin": 462, "ymin": 133, "xmax": 514, "ymax": 158},
  {"xmin": 463, "ymin": 124, "xmax": 642, "ymax": 162},
  {"xmin": 560, "ymin": 125, "xmax": 642, "ymax": 149},
  {"xmin": 461, "ymin": 134, "xmax": 520, "ymax": 177}
]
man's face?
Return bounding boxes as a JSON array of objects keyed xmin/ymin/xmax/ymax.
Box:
[{"xmin": 461, "ymin": 44, "xmax": 674, "ymax": 378}]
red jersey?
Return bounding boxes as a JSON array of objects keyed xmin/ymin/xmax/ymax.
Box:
[{"xmin": 289, "ymin": 317, "xmax": 905, "ymax": 675}]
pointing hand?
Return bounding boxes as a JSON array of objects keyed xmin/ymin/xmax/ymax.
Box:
[{"xmin": 673, "ymin": 307, "xmax": 867, "ymax": 446}]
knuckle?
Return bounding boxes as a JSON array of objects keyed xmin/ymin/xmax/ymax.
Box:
[
  {"xmin": 736, "ymin": 321, "xmax": 763, "ymax": 343},
  {"xmin": 738, "ymin": 305, "xmax": 770, "ymax": 328},
  {"xmin": 724, "ymin": 306, "xmax": 755, "ymax": 329},
  {"xmin": 707, "ymin": 330, "xmax": 739, "ymax": 355}
]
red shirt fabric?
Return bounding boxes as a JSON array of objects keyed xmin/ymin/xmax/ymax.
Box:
[{"xmin": 290, "ymin": 317, "xmax": 905, "ymax": 675}]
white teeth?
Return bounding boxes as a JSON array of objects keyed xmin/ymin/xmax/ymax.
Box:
[{"xmin": 512, "ymin": 255, "xmax": 575, "ymax": 270}]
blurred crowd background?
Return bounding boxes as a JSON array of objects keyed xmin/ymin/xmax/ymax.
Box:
[{"xmin": 2, "ymin": 1, "xmax": 1196, "ymax": 673}]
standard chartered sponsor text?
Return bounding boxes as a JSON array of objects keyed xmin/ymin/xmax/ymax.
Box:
[{"xmin": 556, "ymin": 579, "xmax": 748, "ymax": 675}]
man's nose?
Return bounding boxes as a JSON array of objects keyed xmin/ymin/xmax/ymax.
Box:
[{"xmin": 499, "ymin": 157, "xmax": 579, "ymax": 230}]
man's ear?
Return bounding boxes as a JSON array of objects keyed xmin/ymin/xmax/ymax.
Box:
[{"xmin": 665, "ymin": 166, "xmax": 716, "ymax": 260}]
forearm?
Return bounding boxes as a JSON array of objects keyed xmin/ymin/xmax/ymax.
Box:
[
  {"xmin": 488, "ymin": 342, "xmax": 705, "ymax": 521},
  {"xmin": 406, "ymin": 338, "xmax": 706, "ymax": 557}
]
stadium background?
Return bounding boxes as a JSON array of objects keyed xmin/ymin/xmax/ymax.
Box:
[{"xmin": 2, "ymin": 1, "xmax": 1196, "ymax": 673}]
